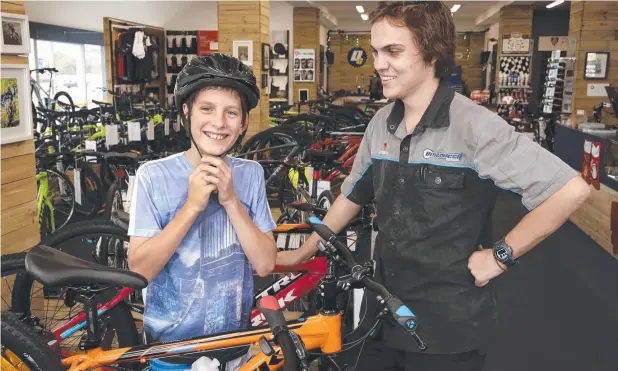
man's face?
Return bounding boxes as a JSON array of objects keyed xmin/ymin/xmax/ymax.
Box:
[
  {"xmin": 371, "ymin": 18, "xmax": 436, "ymax": 100},
  {"xmin": 184, "ymin": 88, "xmax": 246, "ymax": 156}
]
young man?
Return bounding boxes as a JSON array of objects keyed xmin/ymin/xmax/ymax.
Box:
[
  {"xmin": 128, "ymin": 54, "xmax": 277, "ymax": 370},
  {"xmin": 277, "ymin": 2, "xmax": 590, "ymax": 370}
]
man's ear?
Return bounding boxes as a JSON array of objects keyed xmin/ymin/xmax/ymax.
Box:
[{"xmin": 182, "ymin": 103, "xmax": 189, "ymax": 117}]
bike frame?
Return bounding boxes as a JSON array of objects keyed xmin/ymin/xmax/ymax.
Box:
[
  {"xmin": 45, "ymin": 253, "xmax": 328, "ymax": 347},
  {"xmin": 60, "ymin": 311, "xmax": 342, "ymax": 371},
  {"xmin": 30, "ymin": 74, "xmax": 54, "ymax": 111},
  {"xmin": 35, "ymin": 171, "xmax": 56, "ymax": 232}
]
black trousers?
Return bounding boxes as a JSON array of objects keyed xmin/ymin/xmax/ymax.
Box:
[{"xmin": 333, "ymin": 338, "xmax": 486, "ymax": 371}]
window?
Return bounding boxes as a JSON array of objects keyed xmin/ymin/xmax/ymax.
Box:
[{"xmin": 29, "ymin": 39, "xmax": 105, "ymax": 106}]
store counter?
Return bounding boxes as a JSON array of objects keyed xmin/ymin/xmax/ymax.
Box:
[{"xmin": 554, "ymin": 124, "xmax": 618, "ymax": 259}]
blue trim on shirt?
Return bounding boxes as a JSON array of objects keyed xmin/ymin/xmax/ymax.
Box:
[{"xmin": 346, "ymin": 163, "xmax": 373, "ymax": 197}]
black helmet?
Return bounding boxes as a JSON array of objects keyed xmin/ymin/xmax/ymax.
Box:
[{"xmin": 174, "ymin": 53, "xmax": 260, "ymax": 114}]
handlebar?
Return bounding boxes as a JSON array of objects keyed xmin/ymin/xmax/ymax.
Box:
[
  {"xmin": 307, "ymin": 215, "xmax": 427, "ymax": 351},
  {"xmin": 31, "ymin": 68, "xmax": 58, "ymax": 74}
]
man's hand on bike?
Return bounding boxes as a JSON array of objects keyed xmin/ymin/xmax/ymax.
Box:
[
  {"xmin": 201, "ymin": 155, "xmax": 237, "ymax": 207},
  {"xmin": 186, "ymin": 158, "xmax": 218, "ymax": 214}
]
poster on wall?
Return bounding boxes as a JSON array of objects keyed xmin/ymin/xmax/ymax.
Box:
[
  {"xmin": 502, "ymin": 33, "xmax": 530, "ymax": 54},
  {"xmin": 1, "ymin": 64, "xmax": 33, "ymax": 144},
  {"xmin": 538, "ymin": 36, "xmax": 569, "ymax": 51},
  {"xmin": 197, "ymin": 30, "xmax": 218, "ymax": 55},
  {"xmin": 293, "ymin": 48, "xmax": 315, "ymax": 82}
]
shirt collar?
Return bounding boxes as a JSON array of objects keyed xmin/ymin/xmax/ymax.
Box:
[{"xmin": 386, "ymin": 80, "xmax": 455, "ymax": 136}]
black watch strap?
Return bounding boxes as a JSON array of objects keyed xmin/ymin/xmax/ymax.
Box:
[{"xmin": 493, "ymin": 238, "xmax": 518, "ymax": 266}]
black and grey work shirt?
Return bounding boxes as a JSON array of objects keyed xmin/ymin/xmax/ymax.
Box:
[{"xmin": 341, "ymin": 81, "xmax": 578, "ymax": 354}]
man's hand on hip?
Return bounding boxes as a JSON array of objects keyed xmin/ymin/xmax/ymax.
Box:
[{"xmin": 468, "ymin": 246, "xmax": 506, "ymax": 287}]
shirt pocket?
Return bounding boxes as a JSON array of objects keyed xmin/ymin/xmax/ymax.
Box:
[{"xmin": 419, "ymin": 165, "xmax": 466, "ymax": 190}]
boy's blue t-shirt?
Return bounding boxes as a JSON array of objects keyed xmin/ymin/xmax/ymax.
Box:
[{"xmin": 128, "ymin": 153, "xmax": 276, "ymax": 342}]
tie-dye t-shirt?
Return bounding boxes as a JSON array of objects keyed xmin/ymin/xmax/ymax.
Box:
[{"xmin": 128, "ymin": 153, "xmax": 276, "ymax": 342}]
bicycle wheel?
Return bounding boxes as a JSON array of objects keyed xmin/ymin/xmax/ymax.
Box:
[
  {"xmin": 66, "ymin": 161, "xmax": 104, "ymax": 219},
  {"xmin": 102, "ymin": 179, "xmax": 124, "ymax": 220},
  {"xmin": 51, "ymin": 91, "xmax": 75, "ymax": 126},
  {"xmin": 6, "ymin": 222, "xmax": 141, "ymax": 358},
  {"xmin": 1, "ymin": 311, "xmax": 64, "ymax": 371}
]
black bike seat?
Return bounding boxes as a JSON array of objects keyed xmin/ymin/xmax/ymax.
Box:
[
  {"xmin": 92, "ymin": 99, "xmax": 112, "ymax": 107},
  {"xmin": 104, "ymin": 151, "xmax": 138, "ymax": 159},
  {"xmin": 25, "ymin": 245, "xmax": 147, "ymax": 290},
  {"xmin": 303, "ymin": 150, "xmax": 337, "ymax": 162}
]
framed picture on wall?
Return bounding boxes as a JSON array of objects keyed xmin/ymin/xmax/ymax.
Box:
[
  {"xmin": 584, "ymin": 52, "xmax": 609, "ymax": 80},
  {"xmin": 0, "ymin": 12, "xmax": 30, "ymax": 55},
  {"xmin": 262, "ymin": 43, "xmax": 270, "ymax": 71},
  {"xmin": 1, "ymin": 64, "xmax": 33, "ymax": 144},
  {"xmin": 233, "ymin": 40, "xmax": 253, "ymax": 67}
]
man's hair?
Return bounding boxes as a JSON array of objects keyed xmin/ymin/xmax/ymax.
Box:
[
  {"xmin": 370, "ymin": 1, "xmax": 456, "ymax": 79},
  {"xmin": 186, "ymin": 86, "xmax": 248, "ymax": 121}
]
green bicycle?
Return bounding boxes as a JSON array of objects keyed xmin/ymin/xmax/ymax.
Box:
[{"xmin": 36, "ymin": 154, "xmax": 76, "ymax": 239}]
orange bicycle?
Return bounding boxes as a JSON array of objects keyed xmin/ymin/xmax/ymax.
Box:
[{"xmin": 2, "ymin": 216, "xmax": 426, "ymax": 371}]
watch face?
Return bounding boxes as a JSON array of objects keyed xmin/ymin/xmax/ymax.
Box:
[{"xmin": 496, "ymin": 247, "xmax": 509, "ymax": 260}]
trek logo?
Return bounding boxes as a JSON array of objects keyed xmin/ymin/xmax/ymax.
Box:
[
  {"xmin": 377, "ymin": 142, "xmax": 389, "ymax": 156},
  {"xmin": 423, "ymin": 148, "xmax": 463, "ymax": 162},
  {"xmin": 251, "ymin": 290, "xmax": 298, "ymax": 327},
  {"xmin": 255, "ymin": 272, "xmax": 302, "ymax": 299}
]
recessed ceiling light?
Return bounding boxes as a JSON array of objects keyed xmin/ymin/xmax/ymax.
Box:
[
  {"xmin": 356, "ymin": 5, "xmax": 364, "ymax": 13},
  {"xmin": 546, "ymin": 0, "xmax": 564, "ymax": 8},
  {"xmin": 361, "ymin": 13, "xmax": 369, "ymax": 21},
  {"xmin": 451, "ymin": 4, "xmax": 461, "ymax": 13}
]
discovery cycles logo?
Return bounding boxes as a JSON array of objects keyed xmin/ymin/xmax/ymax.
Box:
[
  {"xmin": 348, "ymin": 47, "xmax": 368, "ymax": 67},
  {"xmin": 423, "ymin": 148, "xmax": 463, "ymax": 162}
]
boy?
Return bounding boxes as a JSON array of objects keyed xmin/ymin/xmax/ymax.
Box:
[
  {"xmin": 277, "ymin": 2, "xmax": 590, "ymax": 371},
  {"xmin": 128, "ymin": 54, "xmax": 277, "ymax": 370}
]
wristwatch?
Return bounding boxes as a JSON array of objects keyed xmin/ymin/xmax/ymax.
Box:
[{"xmin": 493, "ymin": 238, "xmax": 518, "ymax": 267}]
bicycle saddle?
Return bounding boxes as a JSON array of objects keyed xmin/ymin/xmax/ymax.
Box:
[
  {"xmin": 104, "ymin": 151, "xmax": 138, "ymax": 159},
  {"xmin": 303, "ymin": 149, "xmax": 337, "ymax": 162},
  {"xmin": 92, "ymin": 99, "xmax": 112, "ymax": 107},
  {"xmin": 25, "ymin": 245, "xmax": 147, "ymax": 290}
]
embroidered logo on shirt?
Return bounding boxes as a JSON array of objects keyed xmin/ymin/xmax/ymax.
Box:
[
  {"xmin": 377, "ymin": 142, "xmax": 389, "ymax": 156},
  {"xmin": 423, "ymin": 148, "xmax": 463, "ymax": 162}
]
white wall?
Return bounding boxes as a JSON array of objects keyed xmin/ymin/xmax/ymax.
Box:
[
  {"xmin": 25, "ymin": 1, "xmax": 217, "ymax": 32},
  {"xmin": 270, "ymin": 1, "xmax": 294, "ymax": 103}
]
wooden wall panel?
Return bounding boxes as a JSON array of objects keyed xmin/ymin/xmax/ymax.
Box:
[
  {"xmin": 456, "ymin": 33, "xmax": 484, "ymax": 92},
  {"xmin": 328, "ymin": 34, "xmax": 374, "ymax": 93},
  {"xmin": 293, "ymin": 7, "xmax": 319, "ymax": 104},
  {"xmin": 568, "ymin": 1, "xmax": 618, "ymax": 126},
  {"xmin": 1, "ymin": 0, "xmax": 40, "ymax": 255},
  {"xmin": 495, "ymin": 4, "xmax": 534, "ymax": 85},
  {"xmin": 217, "ymin": 1, "xmax": 270, "ymax": 139}
]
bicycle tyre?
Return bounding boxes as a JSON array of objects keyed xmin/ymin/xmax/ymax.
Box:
[
  {"xmin": 1, "ymin": 311, "xmax": 64, "ymax": 371},
  {"xmin": 51, "ymin": 91, "xmax": 75, "ymax": 126},
  {"xmin": 70, "ymin": 161, "xmax": 104, "ymax": 218},
  {"xmin": 102, "ymin": 179, "xmax": 124, "ymax": 220}
]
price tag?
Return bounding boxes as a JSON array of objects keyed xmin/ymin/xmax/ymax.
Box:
[
  {"xmin": 106, "ymin": 124, "xmax": 119, "ymax": 147},
  {"xmin": 128, "ymin": 122, "xmax": 141, "ymax": 142},
  {"xmin": 85, "ymin": 140, "xmax": 97, "ymax": 162},
  {"xmin": 174, "ymin": 115, "xmax": 181, "ymax": 132},
  {"xmin": 74, "ymin": 169, "xmax": 82, "ymax": 205},
  {"xmin": 147, "ymin": 122, "xmax": 155, "ymax": 141},
  {"xmin": 164, "ymin": 118, "xmax": 170, "ymax": 136},
  {"xmin": 548, "ymin": 69, "xmax": 558, "ymax": 79}
]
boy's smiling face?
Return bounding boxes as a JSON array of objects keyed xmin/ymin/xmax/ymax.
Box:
[{"xmin": 184, "ymin": 88, "xmax": 247, "ymax": 156}]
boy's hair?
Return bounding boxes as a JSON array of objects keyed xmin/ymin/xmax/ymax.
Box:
[
  {"xmin": 370, "ymin": 1, "xmax": 456, "ymax": 79},
  {"xmin": 186, "ymin": 86, "xmax": 248, "ymax": 122}
]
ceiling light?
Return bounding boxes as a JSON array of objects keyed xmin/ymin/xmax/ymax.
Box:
[
  {"xmin": 356, "ymin": 5, "xmax": 364, "ymax": 13},
  {"xmin": 361, "ymin": 13, "xmax": 369, "ymax": 21},
  {"xmin": 451, "ymin": 4, "xmax": 461, "ymax": 13},
  {"xmin": 546, "ymin": 0, "xmax": 564, "ymax": 8}
]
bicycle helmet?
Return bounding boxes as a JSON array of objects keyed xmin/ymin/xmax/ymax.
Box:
[{"xmin": 174, "ymin": 53, "xmax": 260, "ymax": 116}]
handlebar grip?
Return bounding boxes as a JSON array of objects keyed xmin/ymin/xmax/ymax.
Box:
[
  {"xmin": 307, "ymin": 216, "xmax": 357, "ymax": 267},
  {"xmin": 384, "ymin": 296, "xmax": 418, "ymax": 331}
]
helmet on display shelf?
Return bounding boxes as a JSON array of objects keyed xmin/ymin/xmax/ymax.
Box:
[{"xmin": 174, "ymin": 53, "xmax": 260, "ymax": 130}]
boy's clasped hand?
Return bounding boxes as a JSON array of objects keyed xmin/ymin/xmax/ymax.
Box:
[{"xmin": 187, "ymin": 155, "xmax": 236, "ymax": 213}]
